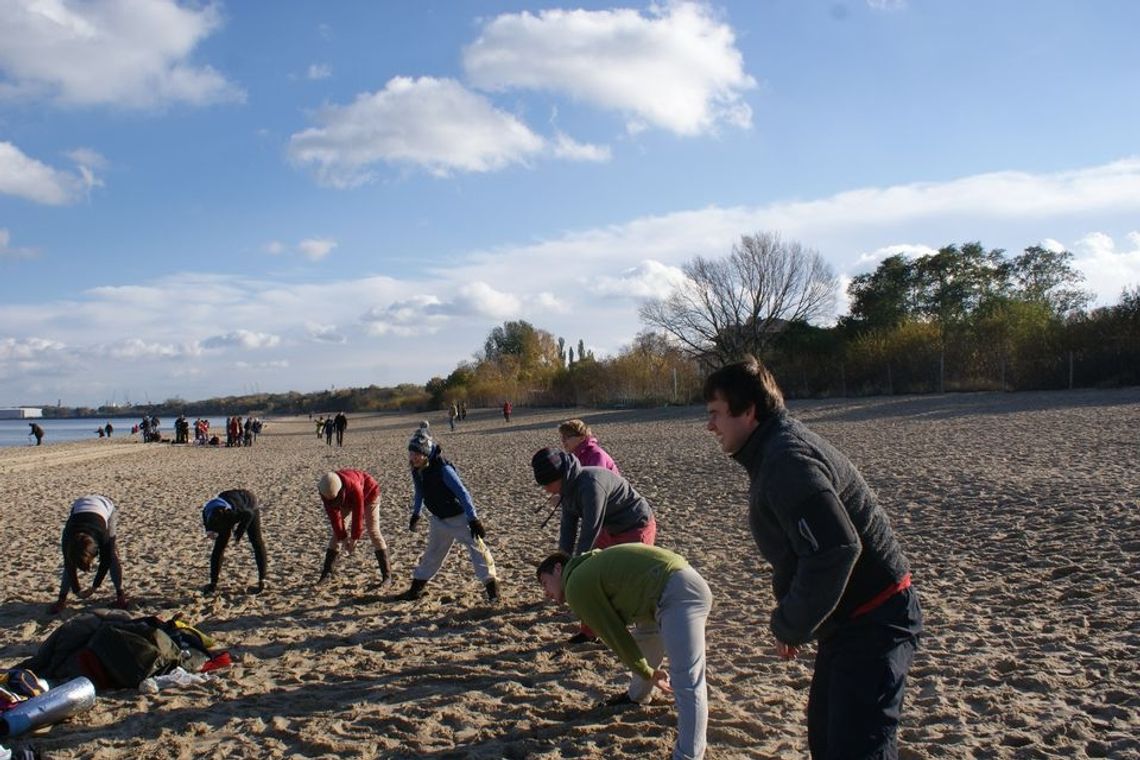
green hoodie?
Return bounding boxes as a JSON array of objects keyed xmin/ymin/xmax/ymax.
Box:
[{"xmin": 562, "ymin": 544, "xmax": 689, "ymax": 679}]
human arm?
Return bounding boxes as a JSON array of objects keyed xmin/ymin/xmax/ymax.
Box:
[
  {"xmin": 566, "ymin": 583, "xmax": 654, "ymax": 680},
  {"xmin": 440, "ymin": 465, "xmax": 479, "ymax": 522},
  {"xmin": 770, "ymin": 488, "xmax": 861, "ymax": 646},
  {"xmin": 574, "ymin": 480, "xmax": 610, "ymax": 556},
  {"xmin": 558, "ymin": 502, "xmax": 579, "ymax": 555}
]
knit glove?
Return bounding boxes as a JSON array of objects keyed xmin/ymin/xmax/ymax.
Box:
[{"xmin": 468, "ymin": 518, "xmax": 486, "ymax": 540}]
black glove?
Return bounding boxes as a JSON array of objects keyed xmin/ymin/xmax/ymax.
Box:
[
  {"xmin": 468, "ymin": 518, "xmax": 486, "ymax": 540},
  {"xmin": 409, "ymin": 514, "xmax": 421, "ymax": 532}
]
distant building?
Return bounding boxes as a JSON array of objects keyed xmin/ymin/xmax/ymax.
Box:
[{"xmin": 0, "ymin": 407, "xmax": 44, "ymax": 419}]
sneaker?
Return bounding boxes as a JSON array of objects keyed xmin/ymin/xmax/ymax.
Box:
[{"xmin": 566, "ymin": 632, "xmax": 597, "ymax": 645}]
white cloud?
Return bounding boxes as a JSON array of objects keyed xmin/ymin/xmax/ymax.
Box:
[
  {"xmin": 463, "ymin": 2, "xmax": 755, "ymax": 136},
  {"xmin": 99, "ymin": 338, "xmax": 193, "ymax": 360},
  {"xmin": 1071, "ymin": 231, "xmax": 1140, "ymax": 306},
  {"xmin": 552, "ymin": 132, "xmax": 611, "ymax": 162},
  {"xmin": 855, "ymin": 243, "xmax": 939, "ymax": 265},
  {"xmin": 236, "ymin": 359, "xmax": 289, "ymax": 370},
  {"xmin": 306, "ymin": 322, "xmax": 346, "ymax": 344},
  {"xmin": 0, "ymin": 0, "xmax": 244, "ymax": 108},
  {"xmin": 287, "ymin": 76, "xmax": 546, "ymax": 185},
  {"xmin": 1040, "ymin": 238, "xmax": 1067, "ymax": 253},
  {"xmin": 0, "ymin": 336, "xmax": 66, "ymax": 360},
  {"xmin": 867, "ymin": 0, "xmax": 908, "ymax": 10},
  {"xmin": 589, "ymin": 260, "xmax": 688, "ymax": 299},
  {"xmin": 263, "ymin": 241, "xmax": 285, "ymax": 255},
  {"xmin": 298, "ymin": 238, "xmax": 336, "ymax": 261},
  {"xmin": 306, "ymin": 63, "xmax": 332, "ymax": 80},
  {"xmin": 0, "ymin": 228, "xmax": 38, "ymax": 259},
  {"xmin": 361, "ymin": 294, "xmax": 448, "ymax": 336},
  {"xmin": 201, "ymin": 330, "xmax": 281, "ymax": 350},
  {"xmin": 0, "ymin": 141, "xmax": 98, "ymax": 204},
  {"xmin": 451, "ymin": 281, "xmax": 521, "ymax": 319}
]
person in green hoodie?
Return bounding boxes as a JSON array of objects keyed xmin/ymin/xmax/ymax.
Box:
[{"xmin": 536, "ymin": 543, "xmax": 712, "ymax": 760}]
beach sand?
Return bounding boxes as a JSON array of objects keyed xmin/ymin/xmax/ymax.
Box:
[{"xmin": 2, "ymin": 389, "xmax": 1138, "ymax": 759}]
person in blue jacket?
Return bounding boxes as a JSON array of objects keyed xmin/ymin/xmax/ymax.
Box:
[{"xmin": 396, "ymin": 425, "xmax": 499, "ymax": 602}]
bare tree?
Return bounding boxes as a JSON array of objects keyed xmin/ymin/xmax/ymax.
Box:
[{"xmin": 640, "ymin": 231, "xmax": 837, "ymax": 365}]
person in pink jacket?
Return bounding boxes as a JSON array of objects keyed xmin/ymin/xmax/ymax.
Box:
[
  {"xmin": 317, "ymin": 469, "xmax": 392, "ymax": 587},
  {"xmin": 559, "ymin": 419, "xmax": 620, "ymax": 475}
]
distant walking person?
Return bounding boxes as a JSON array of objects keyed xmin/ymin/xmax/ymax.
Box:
[
  {"xmin": 502, "ymin": 400, "xmax": 512, "ymax": 423},
  {"xmin": 317, "ymin": 469, "xmax": 392, "ymax": 586},
  {"xmin": 397, "ymin": 426, "xmax": 499, "ymax": 602},
  {"xmin": 104, "ymin": 422, "xmax": 113, "ymax": 437},
  {"xmin": 50, "ymin": 495, "xmax": 128, "ymax": 614},
  {"xmin": 323, "ymin": 417, "xmax": 334, "ymax": 446},
  {"xmin": 704, "ymin": 356, "xmax": 922, "ymax": 759},
  {"xmin": 201, "ymin": 489, "xmax": 268, "ymax": 595},
  {"xmin": 29, "ymin": 422, "xmax": 44, "ymax": 445},
  {"xmin": 334, "ymin": 412, "xmax": 348, "ymax": 446},
  {"xmin": 537, "ymin": 544, "xmax": 712, "ymax": 760}
]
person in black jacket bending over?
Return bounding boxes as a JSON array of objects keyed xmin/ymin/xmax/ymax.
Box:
[
  {"xmin": 704, "ymin": 356, "xmax": 922, "ymax": 760},
  {"xmin": 201, "ymin": 489, "xmax": 268, "ymax": 594}
]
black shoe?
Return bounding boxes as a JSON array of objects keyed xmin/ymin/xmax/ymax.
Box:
[
  {"xmin": 396, "ymin": 578, "xmax": 428, "ymax": 601},
  {"xmin": 604, "ymin": 692, "xmax": 635, "ymax": 706},
  {"xmin": 484, "ymin": 579, "xmax": 500, "ymax": 602},
  {"xmin": 566, "ymin": 632, "xmax": 597, "ymax": 645}
]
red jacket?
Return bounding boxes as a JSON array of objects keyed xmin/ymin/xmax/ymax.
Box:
[{"xmin": 322, "ymin": 469, "xmax": 379, "ymax": 541}]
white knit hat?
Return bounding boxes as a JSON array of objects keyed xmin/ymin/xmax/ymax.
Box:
[{"xmin": 318, "ymin": 471, "xmax": 342, "ymax": 500}]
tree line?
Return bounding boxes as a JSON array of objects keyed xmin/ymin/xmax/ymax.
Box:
[{"xmin": 44, "ymin": 230, "xmax": 1138, "ymax": 418}]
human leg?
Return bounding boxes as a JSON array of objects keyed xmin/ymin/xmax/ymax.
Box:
[
  {"xmin": 411, "ymin": 516, "xmax": 455, "ymax": 582},
  {"xmin": 808, "ymin": 588, "xmax": 922, "ymax": 760},
  {"xmin": 657, "ymin": 566, "xmax": 713, "ymax": 760}
]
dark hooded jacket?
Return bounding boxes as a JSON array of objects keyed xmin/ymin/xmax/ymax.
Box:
[{"xmin": 556, "ymin": 453, "xmax": 654, "ymax": 555}]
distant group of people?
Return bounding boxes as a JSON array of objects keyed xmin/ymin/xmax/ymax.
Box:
[
  {"xmin": 44, "ymin": 357, "xmax": 921, "ymax": 760},
  {"xmin": 315, "ymin": 412, "xmax": 348, "ymax": 446},
  {"xmin": 225, "ymin": 415, "xmax": 263, "ymax": 447},
  {"xmin": 94, "ymin": 422, "xmax": 114, "ymax": 438}
]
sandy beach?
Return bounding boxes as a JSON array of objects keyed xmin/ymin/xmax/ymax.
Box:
[{"xmin": 2, "ymin": 389, "xmax": 1138, "ymax": 759}]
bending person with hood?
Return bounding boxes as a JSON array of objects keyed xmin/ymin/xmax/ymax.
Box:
[
  {"xmin": 201, "ymin": 489, "xmax": 268, "ymax": 594},
  {"xmin": 317, "ymin": 469, "xmax": 392, "ymax": 587},
  {"xmin": 397, "ymin": 426, "xmax": 499, "ymax": 602},
  {"xmin": 531, "ymin": 447, "xmax": 657, "ymax": 644},
  {"xmin": 50, "ymin": 495, "xmax": 128, "ymax": 614}
]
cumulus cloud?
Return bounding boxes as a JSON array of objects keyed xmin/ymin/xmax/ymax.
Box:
[
  {"xmin": 361, "ymin": 294, "xmax": 449, "ymax": 336},
  {"xmin": 867, "ymin": 0, "xmax": 908, "ymax": 10},
  {"xmin": 306, "ymin": 322, "xmax": 346, "ymax": 344},
  {"xmin": 263, "ymin": 241, "xmax": 285, "ymax": 255},
  {"xmin": 1071, "ymin": 231, "xmax": 1140, "ymax": 306},
  {"xmin": 201, "ymin": 330, "xmax": 281, "ymax": 350},
  {"xmin": 98, "ymin": 338, "xmax": 195, "ymax": 360},
  {"xmin": 0, "ymin": 228, "xmax": 38, "ymax": 259},
  {"xmin": 0, "ymin": 336, "xmax": 66, "ymax": 360},
  {"xmin": 463, "ymin": 2, "xmax": 755, "ymax": 136},
  {"xmin": 0, "ymin": 0, "xmax": 244, "ymax": 108},
  {"xmin": 0, "ymin": 141, "xmax": 101, "ymax": 204},
  {"xmin": 307, "ymin": 63, "xmax": 332, "ymax": 80},
  {"xmin": 855, "ymin": 243, "xmax": 939, "ymax": 266},
  {"xmin": 287, "ymin": 76, "xmax": 546, "ymax": 185},
  {"xmin": 589, "ymin": 260, "xmax": 688, "ymax": 299}
]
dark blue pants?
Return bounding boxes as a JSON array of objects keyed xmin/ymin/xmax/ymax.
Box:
[{"xmin": 807, "ymin": 587, "xmax": 922, "ymax": 759}]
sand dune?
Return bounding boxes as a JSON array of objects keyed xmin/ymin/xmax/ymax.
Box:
[{"xmin": 1, "ymin": 388, "xmax": 1138, "ymax": 758}]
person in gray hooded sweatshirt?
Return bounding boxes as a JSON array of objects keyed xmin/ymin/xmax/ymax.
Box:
[{"xmin": 531, "ymin": 446, "xmax": 657, "ymax": 644}]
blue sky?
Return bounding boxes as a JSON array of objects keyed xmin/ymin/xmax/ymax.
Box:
[{"xmin": 1, "ymin": 0, "xmax": 1138, "ymax": 408}]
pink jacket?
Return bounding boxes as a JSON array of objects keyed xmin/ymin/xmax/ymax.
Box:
[{"xmin": 573, "ymin": 436, "xmax": 620, "ymax": 476}]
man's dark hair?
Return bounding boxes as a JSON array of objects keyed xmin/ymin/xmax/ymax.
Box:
[
  {"xmin": 536, "ymin": 551, "xmax": 570, "ymax": 581},
  {"xmin": 703, "ymin": 355, "xmax": 786, "ymax": 422}
]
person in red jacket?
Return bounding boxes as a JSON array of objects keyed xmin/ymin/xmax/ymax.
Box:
[{"xmin": 317, "ymin": 469, "xmax": 392, "ymax": 586}]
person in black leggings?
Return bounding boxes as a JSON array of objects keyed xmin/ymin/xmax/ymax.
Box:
[{"xmin": 202, "ymin": 489, "xmax": 268, "ymax": 594}]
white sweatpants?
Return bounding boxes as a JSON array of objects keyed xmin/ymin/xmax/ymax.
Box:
[
  {"xmin": 628, "ymin": 566, "xmax": 712, "ymax": 760},
  {"xmin": 412, "ymin": 513, "xmax": 496, "ymax": 583}
]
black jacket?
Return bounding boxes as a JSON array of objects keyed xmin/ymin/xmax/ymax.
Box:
[{"xmin": 733, "ymin": 411, "xmax": 910, "ymax": 645}]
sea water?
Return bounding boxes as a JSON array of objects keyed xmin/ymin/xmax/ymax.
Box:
[{"xmin": 0, "ymin": 417, "xmax": 231, "ymax": 448}]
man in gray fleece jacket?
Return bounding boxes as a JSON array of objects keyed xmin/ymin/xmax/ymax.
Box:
[{"xmin": 704, "ymin": 356, "xmax": 922, "ymax": 760}]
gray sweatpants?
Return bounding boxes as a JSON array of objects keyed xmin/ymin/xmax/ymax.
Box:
[
  {"xmin": 629, "ymin": 565, "xmax": 712, "ymax": 760},
  {"xmin": 411, "ymin": 513, "xmax": 497, "ymax": 583}
]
